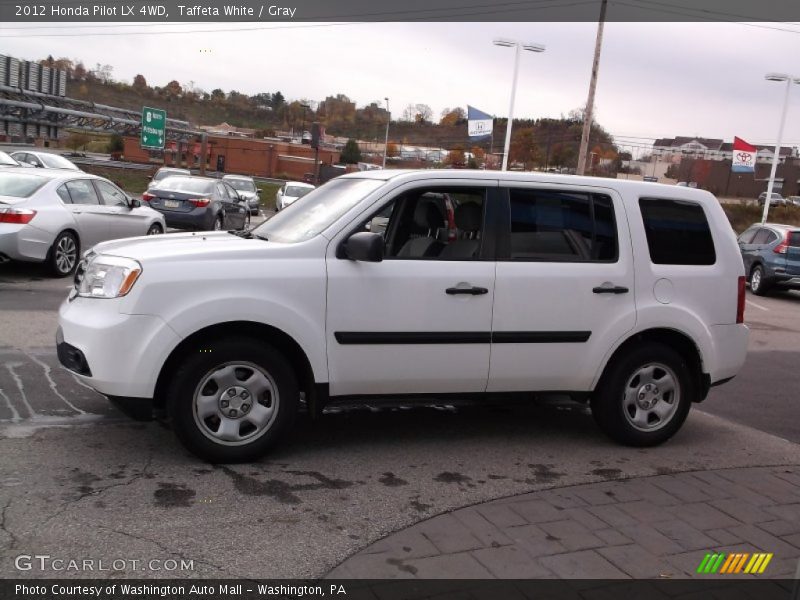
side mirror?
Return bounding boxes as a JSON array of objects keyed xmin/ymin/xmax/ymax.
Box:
[
  {"xmin": 345, "ymin": 232, "xmax": 383, "ymax": 262},
  {"xmin": 128, "ymin": 197, "xmax": 141, "ymax": 208}
]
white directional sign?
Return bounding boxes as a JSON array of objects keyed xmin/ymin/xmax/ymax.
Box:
[{"xmin": 141, "ymin": 106, "xmax": 166, "ymax": 150}]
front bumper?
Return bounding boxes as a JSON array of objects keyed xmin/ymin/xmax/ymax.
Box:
[{"xmin": 58, "ymin": 297, "xmax": 182, "ymax": 400}]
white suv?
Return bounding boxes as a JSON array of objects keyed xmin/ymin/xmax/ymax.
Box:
[{"xmin": 57, "ymin": 170, "xmax": 749, "ymax": 462}]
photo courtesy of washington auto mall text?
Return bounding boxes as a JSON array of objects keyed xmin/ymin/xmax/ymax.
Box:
[{"xmin": 2, "ymin": 0, "xmax": 800, "ymax": 599}]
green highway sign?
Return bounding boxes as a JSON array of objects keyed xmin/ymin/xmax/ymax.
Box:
[{"xmin": 140, "ymin": 106, "xmax": 166, "ymax": 149}]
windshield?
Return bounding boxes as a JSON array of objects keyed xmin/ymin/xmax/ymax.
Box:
[
  {"xmin": 0, "ymin": 151, "xmax": 19, "ymax": 166},
  {"xmin": 226, "ymin": 179, "xmax": 256, "ymax": 192},
  {"xmin": 0, "ymin": 172, "xmax": 48, "ymax": 197},
  {"xmin": 285, "ymin": 185, "xmax": 314, "ymax": 198},
  {"xmin": 157, "ymin": 177, "xmax": 214, "ymax": 194},
  {"xmin": 39, "ymin": 154, "xmax": 78, "ymax": 169},
  {"xmin": 252, "ymin": 178, "xmax": 383, "ymax": 243}
]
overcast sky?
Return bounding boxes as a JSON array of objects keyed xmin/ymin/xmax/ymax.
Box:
[{"xmin": 4, "ymin": 20, "xmax": 800, "ymax": 155}]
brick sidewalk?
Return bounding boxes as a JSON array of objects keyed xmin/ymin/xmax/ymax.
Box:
[{"xmin": 327, "ymin": 466, "xmax": 800, "ymax": 579}]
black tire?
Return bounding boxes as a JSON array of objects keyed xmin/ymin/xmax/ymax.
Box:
[
  {"xmin": 146, "ymin": 223, "xmax": 163, "ymax": 235},
  {"xmin": 167, "ymin": 337, "xmax": 299, "ymax": 462},
  {"xmin": 213, "ymin": 214, "xmax": 224, "ymax": 231},
  {"xmin": 749, "ymin": 264, "xmax": 771, "ymax": 296},
  {"xmin": 242, "ymin": 212, "xmax": 251, "ymax": 230},
  {"xmin": 48, "ymin": 230, "xmax": 80, "ymax": 277},
  {"xmin": 590, "ymin": 342, "xmax": 694, "ymax": 447}
]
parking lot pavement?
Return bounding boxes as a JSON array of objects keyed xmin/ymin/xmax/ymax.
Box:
[
  {"xmin": 0, "ymin": 262, "xmax": 798, "ymax": 579},
  {"xmin": 329, "ymin": 465, "xmax": 800, "ymax": 579}
]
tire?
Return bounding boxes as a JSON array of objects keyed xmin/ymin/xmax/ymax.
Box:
[
  {"xmin": 167, "ymin": 337, "xmax": 299, "ymax": 462},
  {"xmin": 242, "ymin": 212, "xmax": 251, "ymax": 230},
  {"xmin": 213, "ymin": 215, "xmax": 224, "ymax": 231},
  {"xmin": 749, "ymin": 265, "xmax": 770, "ymax": 296},
  {"xmin": 48, "ymin": 231, "xmax": 79, "ymax": 277},
  {"xmin": 146, "ymin": 223, "xmax": 163, "ymax": 235},
  {"xmin": 590, "ymin": 342, "xmax": 694, "ymax": 447}
]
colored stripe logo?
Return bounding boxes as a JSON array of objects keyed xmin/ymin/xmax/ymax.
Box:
[{"xmin": 697, "ymin": 552, "xmax": 773, "ymax": 574}]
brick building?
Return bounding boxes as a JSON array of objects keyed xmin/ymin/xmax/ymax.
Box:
[{"xmin": 122, "ymin": 135, "xmax": 340, "ymax": 180}]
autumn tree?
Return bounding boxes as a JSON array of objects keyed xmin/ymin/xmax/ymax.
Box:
[
  {"xmin": 386, "ymin": 142, "xmax": 400, "ymax": 157},
  {"xmin": 164, "ymin": 80, "xmax": 183, "ymax": 98},
  {"xmin": 132, "ymin": 74, "xmax": 148, "ymax": 91},
  {"xmin": 446, "ymin": 145, "xmax": 466, "ymax": 167},
  {"xmin": 509, "ymin": 128, "xmax": 542, "ymax": 169},
  {"xmin": 439, "ymin": 107, "xmax": 466, "ymax": 126}
]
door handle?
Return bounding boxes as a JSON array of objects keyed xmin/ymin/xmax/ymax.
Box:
[
  {"xmin": 446, "ymin": 286, "xmax": 489, "ymax": 295},
  {"xmin": 593, "ymin": 284, "xmax": 629, "ymax": 294}
]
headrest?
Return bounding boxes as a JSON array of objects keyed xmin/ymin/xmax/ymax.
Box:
[
  {"xmin": 454, "ymin": 203, "xmax": 482, "ymax": 231},
  {"xmin": 414, "ymin": 200, "xmax": 445, "ymax": 229}
]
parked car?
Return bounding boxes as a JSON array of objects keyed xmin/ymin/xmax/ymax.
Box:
[
  {"xmin": 786, "ymin": 195, "xmax": 800, "ymax": 207},
  {"xmin": 737, "ymin": 222, "xmax": 800, "ymax": 295},
  {"xmin": 57, "ymin": 170, "xmax": 749, "ymax": 461},
  {"xmin": 275, "ymin": 181, "xmax": 315, "ymax": 211},
  {"xmin": 0, "ymin": 169, "xmax": 165, "ymax": 277},
  {"xmin": 222, "ymin": 174, "xmax": 260, "ymax": 216},
  {"xmin": 676, "ymin": 181, "xmax": 697, "ymax": 188},
  {"xmin": 10, "ymin": 151, "xmax": 81, "ymax": 171},
  {"xmin": 142, "ymin": 175, "xmax": 249, "ymax": 231},
  {"xmin": 0, "ymin": 151, "xmax": 28, "ymax": 168},
  {"xmin": 146, "ymin": 167, "xmax": 191, "ymax": 190},
  {"xmin": 757, "ymin": 191, "xmax": 786, "ymax": 206}
]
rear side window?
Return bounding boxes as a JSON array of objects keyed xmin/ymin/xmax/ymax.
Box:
[
  {"xmin": 738, "ymin": 226, "xmax": 759, "ymax": 244},
  {"xmin": 507, "ymin": 189, "xmax": 617, "ymax": 261},
  {"xmin": 639, "ymin": 198, "xmax": 715, "ymax": 265},
  {"xmin": 751, "ymin": 229, "xmax": 772, "ymax": 245},
  {"xmin": 56, "ymin": 184, "xmax": 72, "ymax": 204}
]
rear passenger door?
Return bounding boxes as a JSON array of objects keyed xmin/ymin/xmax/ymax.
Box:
[
  {"xmin": 59, "ymin": 179, "xmax": 109, "ymax": 250},
  {"xmin": 488, "ymin": 185, "xmax": 635, "ymax": 392}
]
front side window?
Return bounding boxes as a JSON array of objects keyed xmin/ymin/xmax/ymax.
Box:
[
  {"xmin": 506, "ymin": 189, "xmax": 618, "ymax": 262},
  {"xmin": 65, "ymin": 180, "xmax": 100, "ymax": 205},
  {"xmin": 349, "ymin": 186, "xmax": 486, "ymax": 260},
  {"xmin": 639, "ymin": 198, "xmax": 715, "ymax": 265},
  {"xmin": 94, "ymin": 180, "xmax": 128, "ymax": 207}
]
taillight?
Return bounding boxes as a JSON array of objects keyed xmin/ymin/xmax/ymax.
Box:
[
  {"xmin": 0, "ymin": 208, "xmax": 36, "ymax": 224},
  {"xmin": 141, "ymin": 192, "xmax": 155, "ymax": 202},
  {"xmin": 773, "ymin": 233, "xmax": 788, "ymax": 254},
  {"xmin": 189, "ymin": 198, "xmax": 210, "ymax": 207},
  {"xmin": 736, "ymin": 275, "xmax": 746, "ymax": 324}
]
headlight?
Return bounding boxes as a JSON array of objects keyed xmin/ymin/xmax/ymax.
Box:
[{"xmin": 76, "ymin": 255, "xmax": 142, "ymax": 299}]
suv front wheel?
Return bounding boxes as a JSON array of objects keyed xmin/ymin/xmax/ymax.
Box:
[
  {"xmin": 591, "ymin": 342, "xmax": 694, "ymax": 446},
  {"xmin": 168, "ymin": 337, "xmax": 299, "ymax": 462}
]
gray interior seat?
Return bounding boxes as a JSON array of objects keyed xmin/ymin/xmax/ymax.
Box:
[
  {"xmin": 439, "ymin": 203, "xmax": 482, "ymax": 259},
  {"xmin": 396, "ymin": 200, "xmax": 446, "ymax": 258}
]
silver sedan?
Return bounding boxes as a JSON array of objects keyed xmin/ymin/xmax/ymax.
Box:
[{"xmin": 0, "ymin": 169, "xmax": 165, "ymax": 277}]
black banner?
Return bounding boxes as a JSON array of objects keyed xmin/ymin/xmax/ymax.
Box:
[{"xmin": 2, "ymin": 579, "xmax": 800, "ymax": 600}]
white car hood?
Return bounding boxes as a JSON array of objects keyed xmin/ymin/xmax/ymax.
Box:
[{"xmin": 90, "ymin": 231, "xmax": 270, "ymax": 262}]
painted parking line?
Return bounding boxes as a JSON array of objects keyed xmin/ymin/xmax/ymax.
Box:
[{"xmin": 746, "ymin": 299, "xmax": 769, "ymax": 311}]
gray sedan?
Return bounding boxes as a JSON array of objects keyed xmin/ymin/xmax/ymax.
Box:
[
  {"xmin": 222, "ymin": 174, "xmax": 261, "ymax": 215},
  {"xmin": 0, "ymin": 169, "xmax": 165, "ymax": 277}
]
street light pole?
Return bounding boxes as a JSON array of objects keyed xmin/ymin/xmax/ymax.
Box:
[
  {"xmin": 494, "ymin": 38, "xmax": 545, "ymax": 171},
  {"xmin": 762, "ymin": 73, "xmax": 799, "ymax": 224},
  {"xmin": 382, "ymin": 97, "xmax": 390, "ymax": 169}
]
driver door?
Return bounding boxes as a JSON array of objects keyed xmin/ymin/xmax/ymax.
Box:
[{"xmin": 325, "ymin": 181, "xmax": 498, "ymax": 397}]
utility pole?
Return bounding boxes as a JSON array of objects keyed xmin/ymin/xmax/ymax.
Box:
[{"xmin": 576, "ymin": 0, "xmax": 607, "ymax": 176}]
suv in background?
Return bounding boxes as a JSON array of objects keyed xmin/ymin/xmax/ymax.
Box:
[
  {"xmin": 146, "ymin": 167, "xmax": 191, "ymax": 190},
  {"xmin": 58, "ymin": 171, "xmax": 749, "ymax": 461},
  {"xmin": 758, "ymin": 191, "xmax": 786, "ymax": 206},
  {"xmin": 738, "ymin": 222, "xmax": 800, "ymax": 294}
]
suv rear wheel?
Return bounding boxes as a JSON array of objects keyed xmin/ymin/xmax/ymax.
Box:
[
  {"xmin": 591, "ymin": 342, "xmax": 694, "ymax": 446},
  {"xmin": 168, "ymin": 337, "xmax": 299, "ymax": 462}
]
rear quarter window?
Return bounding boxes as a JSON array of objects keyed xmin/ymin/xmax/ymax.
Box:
[{"xmin": 639, "ymin": 198, "xmax": 716, "ymax": 265}]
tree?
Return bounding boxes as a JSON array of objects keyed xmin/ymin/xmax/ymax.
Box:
[
  {"xmin": 271, "ymin": 91, "xmax": 285, "ymax": 109},
  {"xmin": 72, "ymin": 62, "xmax": 87, "ymax": 81},
  {"xmin": 445, "ymin": 145, "xmax": 466, "ymax": 167},
  {"xmin": 107, "ymin": 133, "xmax": 124, "ymax": 153},
  {"xmin": 510, "ymin": 128, "xmax": 542, "ymax": 169},
  {"xmin": 65, "ymin": 132, "xmax": 92, "ymax": 152},
  {"xmin": 386, "ymin": 142, "xmax": 400, "ymax": 157},
  {"xmin": 439, "ymin": 107, "xmax": 466, "ymax": 126},
  {"xmin": 341, "ymin": 139, "xmax": 362, "ymax": 164},
  {"xmin": 164, "ymin": 80, "xmax": 182, "ymax": 98},
  {"xmin": 132, "ymin": 74, "xmax": 148, "ymax": 91}
]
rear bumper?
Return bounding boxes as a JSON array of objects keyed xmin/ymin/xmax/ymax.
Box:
[
  {"xmin": 155, "ymin": 207, "xmax": 215, "ymax": 231},
  {"xmin": 707, "ymin": 323, "xmax": 749, "ymax": 384},
  {"xmin": 0, "ymin": 223, "xmax": 52, "ymax": 262}
]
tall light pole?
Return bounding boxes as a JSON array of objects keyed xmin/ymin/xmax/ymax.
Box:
[
  {"xmin": 382, "ymin": 97, "xmax": 391, "ymax": 169},
  {"xmin": 577, "ymin": 0, "xmax": 608, "ymax": 175},
  {"xmin": 762, "ymin": 73, "xmax": 800, "ymax": 224},
  {"xmin": 493, "ymin": 38, "xmax": 546, "ymax": 171}
]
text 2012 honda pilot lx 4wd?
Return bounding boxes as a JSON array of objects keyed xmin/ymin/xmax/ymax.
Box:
[{"xmin": 57, "ymin": 170, "xmax": 749, "ymax": 462}]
